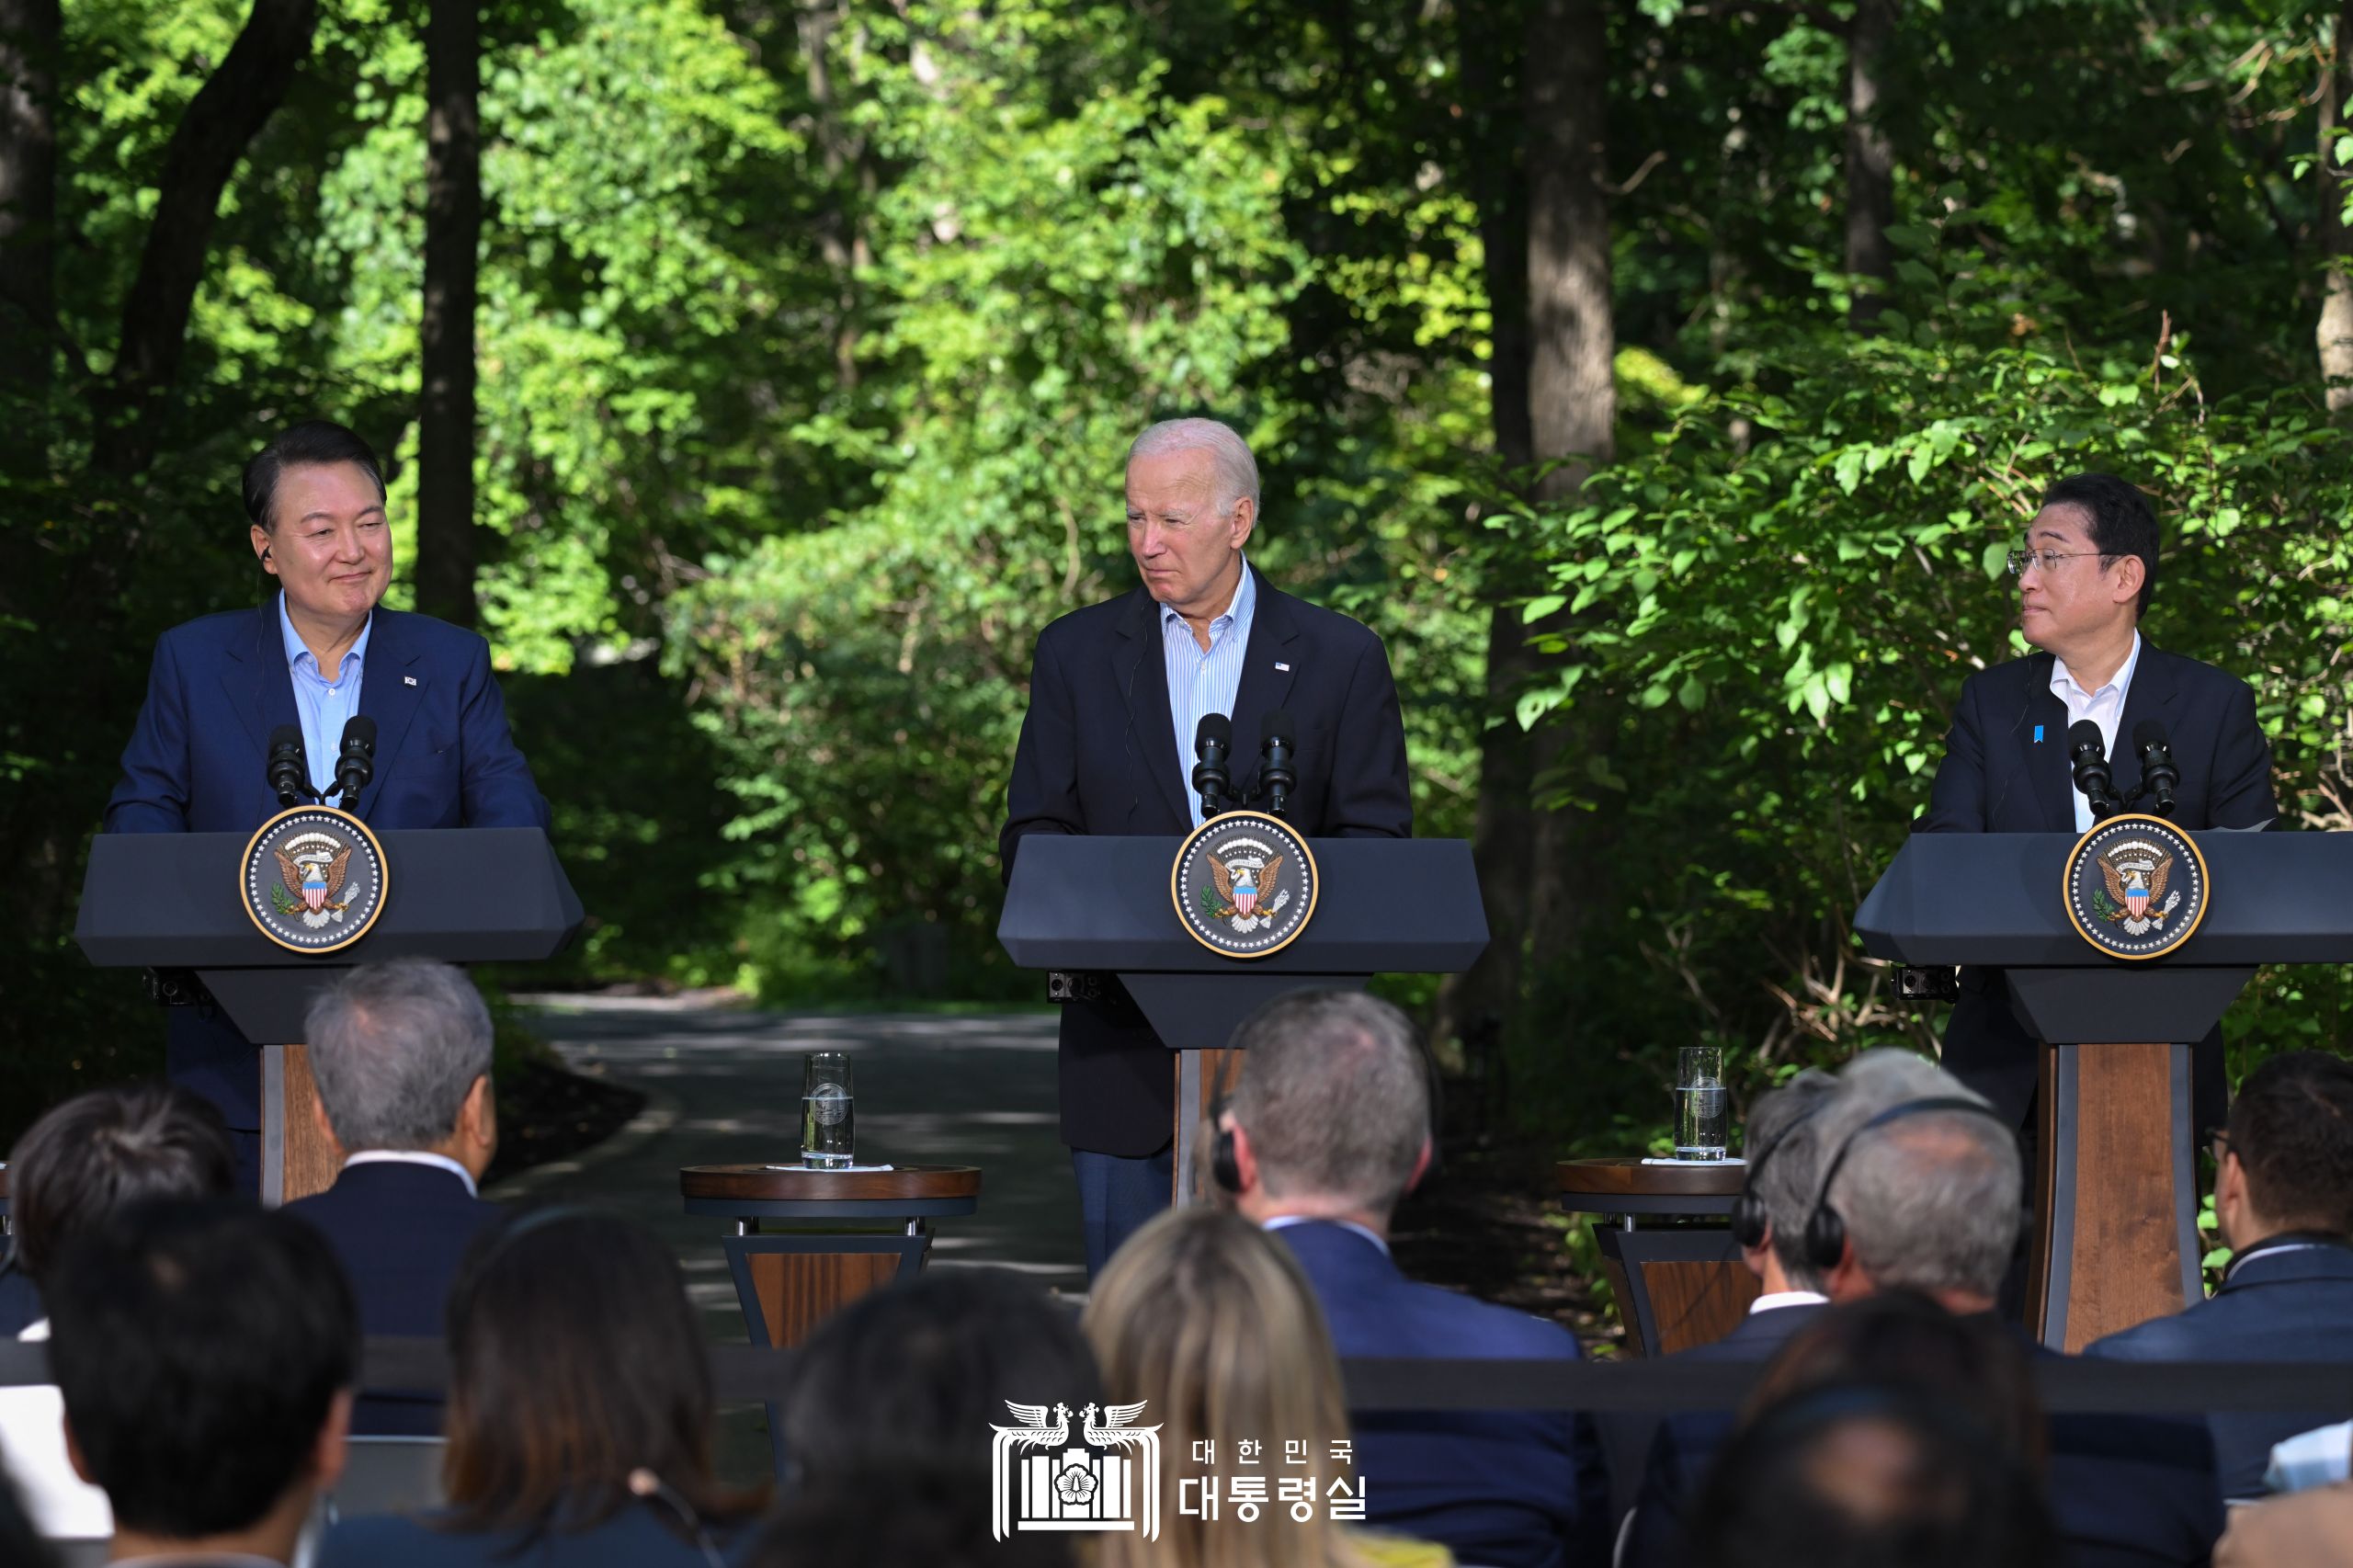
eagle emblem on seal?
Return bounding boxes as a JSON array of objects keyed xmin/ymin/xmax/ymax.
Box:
[
  {"xmin": 1209, "ymin": 852, "xmax": 1283, "ymax": 921},
  {"xmin": 271, "ymin": 833, "xmax": 358, "ymax": 927},
  {"xmin": 2096, "ymin": 840, "xmax": 2177, "ymax": 930}
]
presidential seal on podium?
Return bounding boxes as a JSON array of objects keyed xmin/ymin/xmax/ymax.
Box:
[
  {"xmin": 241, "ymin": 805, "xmax": 390, "ymax": 955},
  {"xmin": 1171, "ymin": 810, "xmax": 1318, "ymax": 959},
  {"xmin": 2063, "ymin": 812, "xmax": 2209, "ymax": 961}
]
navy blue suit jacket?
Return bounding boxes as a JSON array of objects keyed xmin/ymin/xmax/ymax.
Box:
[
  {"xmin": 2085, "ymin": 1238, "xmax": 2353, "ymax": 1501},
  {"xmin": 286, "ymin": 1161, "xmax": 499, "ymax": 1436},
  {"xmin": 1274, "ymin": 1221, "xmax": 1607, "ymax": 1568},
  {"xmin": 322, "ymin": 1505, "xmax": 753, "ymax": 1568},
  {"xmin": 999, "ymin": 570, "xmax": 1413, "ymax": 1154},
  {"xmin": 1619, "ymin": 1300, "xmax": 1827, "ymax": 1568},
  {"xmin": 1913, "ymin": 643, "xmax": 2274, "ymax": 1126},
  {"xmin": 105, "ymin": 598, "xmax": 549, "ymax": 1129}
]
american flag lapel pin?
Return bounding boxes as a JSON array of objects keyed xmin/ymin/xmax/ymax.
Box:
[{"xmin": 1275, "ymin": 662, "xmax": 1290, "ymax": 672}]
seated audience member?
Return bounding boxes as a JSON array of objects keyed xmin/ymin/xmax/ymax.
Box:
[
  {"xmin": 47, "ymin": 1199, "xmax": 358, "ymax": 1568},
  {"xmin": 290, "ymin": 957, "xmax": 503, "ymax": 1434},
  {"xmin": 0, "ymin": 1085, "xmax": 236, "ymax": 1540},
  {"xmin": 755, "ymin": 1267, "xmax": 1107, "ymax": 1567},
  {"xmin": 320, "ymin": 1206, "xmax": 760, "ymax": 1567},
  {"xmin": 1618, "ymin": 1069, "xmax": 1840, "ymax": 1565},
  {"xmin": 1686, "ymin": 1381, "xmax": 2060, "ymax": 1568},
  {"xmin": 2085, "ymin": 1050, "xmax": 2353, "ymax": 1499},
  {"xmin": 2215, "ymin": 1481, "xmax": 2353, "ymax": 1566},
  {"xmin": 1803, "ymin": 1050, "xmax": 2224, "ymax": 1568},
  {"xmin": 1216, "ymin": 990, "xmax": 1603, "ymax": 1568},
  {"xmin": 1085, "ymin": 1208, "xmax": 1453, "ymax": 1568}
]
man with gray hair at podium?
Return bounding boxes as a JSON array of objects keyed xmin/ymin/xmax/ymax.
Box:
[{"xmin": 288, "ymin": 955, "xmax": 501, "ymax": 1434}]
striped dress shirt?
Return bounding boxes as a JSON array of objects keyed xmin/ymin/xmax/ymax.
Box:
[{"xmin": 1161, "ymin": 562, "xmax": 1256, "ymax": 827}]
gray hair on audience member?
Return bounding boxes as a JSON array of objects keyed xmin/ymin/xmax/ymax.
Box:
[
  {"xmin": 305, "ymin": 958, "xmax": 494, "ymax": 1153},
  {"xmin": 1747, "ymin": 1068, "xmax": 1841, "ymax": 1291},
  {"xmin": 1126, "ymin": 417, "xmax": 1263, "ymax": 514},
  {"xmin": 1228, "ymin": 990, "xmax": 1427, "ymax": 1215},
  {"xmin": 1811, "ymin": 1050, "xmax": 2022, "ymax": 1301}
]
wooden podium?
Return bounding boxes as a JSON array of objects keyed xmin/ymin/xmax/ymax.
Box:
[
  {"xmin": 1857, "ymin": 830, "xmax": 2353, "ymax": 1349},
  {"xmin": 75, "ymin": 827, "xmax": 582, "ymax": 1205}
]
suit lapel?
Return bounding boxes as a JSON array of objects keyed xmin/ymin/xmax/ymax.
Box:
[
  {"xmin": 1227, "ymin": 568, "xmax": 1301, "ymax": 801},
  {"xmin": 2111, "ymin": 639, "xmax": 2176, "ymax": 802},
  {"xmin": 223, "ymin": 600, "xmax": 301, "ymax": 757},
  {"xmin": 1114, "ymin": 592, "xmax": 1188, "ymax": 827},
  {"xmin": 2020, "ymin": 654, "xmax": 2075, "ymax": 832},
  {"xmin": 355, "ymin": 609, "xmax": 426, "ymax": 821}
]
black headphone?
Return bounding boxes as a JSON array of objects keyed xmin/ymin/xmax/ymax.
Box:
[
  {"xmin": 1211, "ymin": 1033, "xmax": 1447, "ymax": 1197},
  {"xmin": 1802, "ymin": 1096, "xmax": 2015, "ymax": 1272},
  {"xmin": 1729, "ymin": 1102, "xmax": 1826, "ymax": 1251}
]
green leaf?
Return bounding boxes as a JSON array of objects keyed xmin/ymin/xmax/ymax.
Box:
[{"xmin": 1522, "ymin": 594, "xmax": 1567, "ymax": 623}]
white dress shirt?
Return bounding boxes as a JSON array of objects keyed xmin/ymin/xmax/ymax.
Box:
[
  {"xmin": 1747, "ymin": 1290, "xmax": 1829, "ymax": 1315},
  {"xmin": 0, "ymin": 1317, "xmax": 112, "ymax": 1540},
  {"xmin": 1261, "ymin": 1212, "xmax": 1392, "ymax": 1257},
  {"xmin": 339, "ymin": 1149, "xmax": 480, "ymax": 1196},
  {"xmin": 2052, "ymin": 631, "xmax": 2143, "ymax": 832}
]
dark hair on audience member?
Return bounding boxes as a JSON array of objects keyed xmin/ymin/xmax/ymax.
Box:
[
  {"xmin": 243, "ymin": 419, "xmax": 387, "ymax": 531},
  {"xmin": 1683, "ymin": 1381, "xmax": 2059, "ymax": 1568},
  {"xmin": 45, "ymin": 1199, "xmax": 358, "ymax": 1540},
  {"xmin": 2040, "ymin": 472, "xmax": 2158, "ymax": 617},
  {"xmin": 748, "ymin": 1473, "xmax": 1073, "ymax": 1568},
  {"xmin": 2224, "ymin": 1050, "xmax": 2353, "ymax": 1236},
  {"xmin": 441, "ymin": 1207, "xmax": 760, "ymax": 1539},
  {"xmin": 1745, "ymin": 1292, "xmax": 2047, "ymax": 1471},
  {"xmin": 779, "ymin": 1267, "xmax": 1103, "ymax": 1490},
  {"xmin": 8, "ymin": 1083, "xmax": 235, "ymax": 1283}
]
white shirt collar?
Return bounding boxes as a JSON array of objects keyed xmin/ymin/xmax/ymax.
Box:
[
  {"xmin": 342, "ymin": 1150, "xmax": 479, "ymax": 1197},
  {"xmin": 1748, "ymin": 1290, "xmax": 1829, "ymax": 1314},
  {"xmin": 2050, "ymin": 629, "xmax": 2142, "ymax": 704},
  {"xmin": 1261, "ymin": 1212, "xmax": 1392, "ymax": 1258}
]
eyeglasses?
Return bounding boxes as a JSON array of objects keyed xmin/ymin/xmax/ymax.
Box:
[{"xmin": 2006, "ymin": 549, "xmax": 2118, "ymax": 577}]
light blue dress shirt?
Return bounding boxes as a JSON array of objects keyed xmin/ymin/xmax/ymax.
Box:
[
  {"xmin": 278, "ymin": 591, "xmax": 371, "ymax": 799},
  {"xmin": 1161, "ymin": 561, "xmax": 1256, "ymax": 827}
]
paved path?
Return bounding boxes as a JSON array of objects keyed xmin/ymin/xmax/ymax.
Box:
[{"xmin": 493, "ymin": 999, "xmax": 1086, "ymax": 1342}]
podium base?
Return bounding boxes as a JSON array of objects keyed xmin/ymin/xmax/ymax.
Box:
[
  {"xmin": 2028, "ymin": 1040, "xmax": 2201, "ymax": 1351},
  {"xmin": 260, "ymin": 1044, "xmax": 344, "ymax": 1208}
]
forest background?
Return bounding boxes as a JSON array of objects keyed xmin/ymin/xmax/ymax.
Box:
[{"xmin": 3, "ymin": 0, "xmax": 2351, "ymax": 1155}]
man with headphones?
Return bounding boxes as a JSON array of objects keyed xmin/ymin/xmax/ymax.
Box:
[
  {"xmin": 1618, "ymin": 1069, "xmax": 1840, "ymax": 1568},
  {"xmin": 1213, "ymin": 989, "xmax": 1606, "ymax": 1568}
]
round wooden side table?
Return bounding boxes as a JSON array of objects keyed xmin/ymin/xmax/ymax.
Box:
[{"xmin": 1559, "ymin": 1157, "xmax": 1757, "ymax": 1358}]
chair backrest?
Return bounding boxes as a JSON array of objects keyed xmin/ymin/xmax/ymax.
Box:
[{"xmin": 324, "ymin": 1434, "xmax": 449, "ymax": 1524}]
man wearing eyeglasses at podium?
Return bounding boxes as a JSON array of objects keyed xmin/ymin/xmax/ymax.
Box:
[{"xmin": 1913, "ymin": 472, "xmax": 2275, "ymax": 1139}]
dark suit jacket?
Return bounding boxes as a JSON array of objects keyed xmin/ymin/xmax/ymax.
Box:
[
  {"xmin": 1275, "ymin": 1221, "xmax": 1607, "ymax": 1568},
  {"xmin": 1913, "ymin": 642, "xmax": 2275, "ymax": 1126},
  {"xmin": 1618, "ymin": 1300, "xmax": 1827, "ymax": 1568},
  {"xmin": 2084, "ymin": 1237, "xmax": 2353, "ymax": 1500},
  {"xmin": 999, "ymin": 569, "xmax": 1413, "ymax": 1153},
  {"xmin": 286, "ymin": 1161, "xmax": 499, "ymax": 1436},
  {"xmin": 105, "ymin": 597, "xmax": 549, "ymax": 1130},
  {"xmin": 321, "ymin": 1505, "xmax": 753, "ymax": 1568},
  {"xmin": 0, "ymin": 1267, "xmax": 40, "ymax": 1340}
]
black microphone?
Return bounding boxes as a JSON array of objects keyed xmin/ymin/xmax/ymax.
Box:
[
  {"xmin": 333, "ymin": 716, "xmax": 377, "ymax": 805},
  {"xmin": 267, "ymin": 725, "xmax": 313, "ymax": 807},
  {"xmin": 2067, "ymin": 720, "xmax": 2122, "ymax": 823},
  {"xmin": 2133, "ymin": 719, "xmax": 2180, "ymax": 818},
  {"xmin": 1259, "ymin": 708, "xmax": 1296, "ymax": 819},
  {"xmin": 1192, "ymin": 713, "xmax": 1233, "ymax": 820}
]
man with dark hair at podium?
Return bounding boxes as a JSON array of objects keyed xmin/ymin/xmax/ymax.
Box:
[
  {"xmin": 2084, "ymin": 1050, "xmax": 2353, "ymax": 1500},
  {"xmin": 103, "ymin": 419, "xmax": 550, "ymax": 1187},
  {"xmin": 290, "ymin": 956, "xmax": 502, "ymax": 1435},
  {"xmin": 1915, "ymin": 472, "xmax": 2275, "ymax": 1135},
  {"xmin": 1217, "ymin": 990, "xmax": 1607, "ymax": 1568},
  {"xmin": 999, "ymin": 417, "xmax": 1412, "ymax": 1277}
]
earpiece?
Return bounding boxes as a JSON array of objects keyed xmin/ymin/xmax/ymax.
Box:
[
  {"xmin": 260, "ymin": 545, "xmax": 273, "ymax": 562},
  {"xmin": 1802, "ymin": 1096, "xmax": 2015, "ymax": 1272},
  {"xmin": 1730, "ymin": 1102, "xmax": 1826, "ymax": 1252}
]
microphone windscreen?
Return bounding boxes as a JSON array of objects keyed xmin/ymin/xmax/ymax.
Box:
[
  {"xmin": 2131, "ymin": 719, "xmax": 2167, "ymax": 754},
  {"xmin": 340, "ymin": 715, "xmax": 378, "ymax": 755},
  {"xmin": 2066, "ymin": 720, "xmax": 2105, "ymax": 756},
  {"xmin": 267, "ymin": 724, "xmax": 303, "ymax": 756},
  {"xmin": 1195, "ymin": 712, "xmax": 1233, "ymax": 755},
  {"xmin": 1261, "ymin": 707, "xmax": 1295, "ymax": 747}
]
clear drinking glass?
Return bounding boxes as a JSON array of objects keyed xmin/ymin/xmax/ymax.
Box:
[
  {"xmin": 801, "ymin": 1051, "xmax": 855, "ymax": 1169},
  {"xmin": 1674, "ymin": 1045, "xmax": 1728, "ymax": 1161}
]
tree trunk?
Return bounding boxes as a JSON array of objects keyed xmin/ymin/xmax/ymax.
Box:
[
  {"xmin": 2322, "ymin": 0, "xmax": 2353, "ymax": 415},
  {"xmin": 1844, "ymin": 0, "xmax": 1895, "ymax": 329},
  {"xmin": 1437, "ymin": 0, "xmax": 1539, "ymax": 1059},
  {"xmin": 799, "ymin": 0, "xmax": 870, "ymax": 390},
  {"xmin": 0, "ymin": 0, "xmax": 58, "ymax": 419},
  {"xmin": 89, "ymin": 0, "xmax": 319, "ymax": 482},
  {"xmin": 1519, "ymin": 0, "xmax": 1617, "ymax": 987},
  {"xmin": 415, "ymin": 0, "xmax": 482, "ymax": 628}
]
